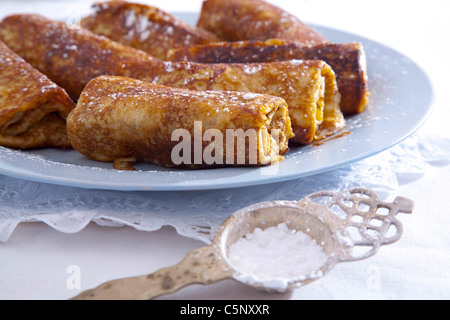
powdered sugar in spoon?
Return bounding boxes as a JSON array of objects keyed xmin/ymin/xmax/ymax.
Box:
[{"xmin": 71, "ymin": 188, "xmax": 413, "ymax": 300}]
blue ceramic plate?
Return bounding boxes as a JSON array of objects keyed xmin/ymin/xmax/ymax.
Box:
[{"xmin": 0, "ymin": 14, "xmax": 434, "ymax": 191}]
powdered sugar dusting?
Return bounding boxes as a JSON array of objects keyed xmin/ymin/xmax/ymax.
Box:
[
  {"xmin": 290, "ymin": 59, "xmax": 305, "ymax": 66},
  {"xmin": 242, "ymin": 93, "xmax": 258, "ymax": 100},
  {"xmin": 243, "ymin": 65, "xmax": 262, "ymax": 75}
]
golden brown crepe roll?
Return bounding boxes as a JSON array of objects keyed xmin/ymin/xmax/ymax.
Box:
[
  {"xmin": 67, "ymin": 76, "xmax": 294, "ymax": 170},
  {"xmin": 155, "ymin": 60, "xmax": 344, "ymax": 144},
  {"xmin": 168, "ymin": 40, "xmax": 369, "ymax": 115},
  {"xmin": 0, "ymin": 14, "xmax": 343, "ymax": 145},
  {"xmin": 0, "ymin": 14, "xmax": 153, "ymax": 101},
  {"xmin": 197, "ymin": 0, "xmax": 327, "ymax": 46},
  {"xmin": 81, "ymin": 1, "xmax": 222, "ymax": 60},
  {"xmin": 0, "ymin": 40, "xmax": 75, "ymax": 149}
]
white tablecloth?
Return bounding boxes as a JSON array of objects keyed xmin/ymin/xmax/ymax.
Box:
[{"xmin": 0, "ymin": 0, "xmax": 449, "ymax": 300}]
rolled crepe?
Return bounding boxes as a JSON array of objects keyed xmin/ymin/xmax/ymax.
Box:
[
  {"xmin": 0, "ymin": 14, "xmax": 343, "ymax": 145},
  {"xmin": 159, "ymin": 60, "xmax": 344, "ymax": 144},
  {"xmin": 81, "ymin": 1, "xmax": 222, "ymax": 60},
  {"xmin": 168, "ymin": 40, "xmax": 369, "ymax": 115},
  {"xmin": 0, "ymin": 14, "xmax": 153, "ymax": 101},
  {"xmin": 67, "ymin": 76, "xmax": 294, "ymax": 170},
  {"xmin": 197, "ymin": 0, "xmax": 327, "ymax": 46},
  {"xmin": 0, "ymin": 40, "xmax": 75, "ymax": 149}
]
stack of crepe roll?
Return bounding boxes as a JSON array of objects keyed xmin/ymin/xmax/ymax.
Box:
[{"xmin": 0, "ymin": 0, "xmax": 369, "ymax": 170}]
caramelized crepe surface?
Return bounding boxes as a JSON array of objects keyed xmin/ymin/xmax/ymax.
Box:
[
  {"xmin": 0, "ymin": 40, "xmax": 75, "ymax": 149},
  {"xmin": 168, "ymin": 40, "xmax": 369, "ymax": 115},
  {"xmin": 67, "ymin": 76, "xmax": 294, "ymax": 170},
  {"xmin": 197, "ymin": 0, "xmax": 327, "ymax": 46},
  {"xmin": 0, "ymin": 14, "xmax": 344, "ymax": 145},
  {"xmin": 81, "ymin": 0, "xmax": 222, "ymax": 60}
]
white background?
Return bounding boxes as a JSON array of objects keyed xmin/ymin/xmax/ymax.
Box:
[{"xmin": 0, "ymin": 0, "xmax": 449, "ymax": 300}]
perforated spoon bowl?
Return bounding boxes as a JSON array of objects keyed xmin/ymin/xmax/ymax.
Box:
[{"xmin": 71, "ymin": 188, "xmax": 413, "ymax": 300}]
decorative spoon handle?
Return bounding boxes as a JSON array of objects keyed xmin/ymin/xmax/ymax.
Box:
[
  {"xmin": 305, "ymin": 188, "xmax": 414, "ymax": 262},
  {"xmin": 71, "ymin": 245, "xmax": 231, "ymax": 300}
]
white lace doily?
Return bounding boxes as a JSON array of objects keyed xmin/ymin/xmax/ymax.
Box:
[{"xmin": 0, "ymin": 133, "xmax": 448, "ymax": 244}]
